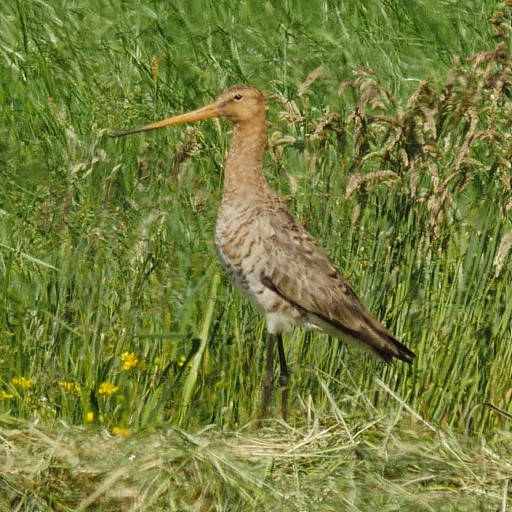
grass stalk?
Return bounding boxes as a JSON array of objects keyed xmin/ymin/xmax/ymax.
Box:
[{"xmin": 179, "ymin": 271, "xmax": 221, "ymax": 426}]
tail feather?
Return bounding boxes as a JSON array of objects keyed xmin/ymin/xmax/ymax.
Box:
[
  {"xmin": 378, "ymin": 334, "xmax": 415, "ymax": 364},
  {"xmin": 307, "ymin": 310, "xmax": 415, "ymax": 365}
]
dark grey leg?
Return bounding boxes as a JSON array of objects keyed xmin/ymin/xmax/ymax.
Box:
[
  {"xmin": 260, "ymin": 333, "xmax": 276, "ymax": 419},
  {"xmin": 276, "ymin": 333, "xmax": 289, "ymax": 421}
]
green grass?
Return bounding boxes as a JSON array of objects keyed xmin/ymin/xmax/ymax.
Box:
[{"xmin": 1, "ymin": 0, "xmax": 512, "ymax": 509}]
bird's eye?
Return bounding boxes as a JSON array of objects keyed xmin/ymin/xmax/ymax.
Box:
[{"xmin": 233, "ymin": 93, "xmax": 243, "ymax": 101}]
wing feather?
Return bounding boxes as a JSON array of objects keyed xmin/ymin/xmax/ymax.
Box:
[{"xmin": 259, "ymin": 208, "xmax": 414, "ymax": 363}]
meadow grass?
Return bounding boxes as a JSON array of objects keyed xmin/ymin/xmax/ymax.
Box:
[{"xmin": 1, "ymin": 0, "xmax": 512, "ymax": 509}]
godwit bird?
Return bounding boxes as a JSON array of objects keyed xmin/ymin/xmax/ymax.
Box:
[{"xmin": 111, "ymin": 85, "xmax": 415, "ymax": 421}]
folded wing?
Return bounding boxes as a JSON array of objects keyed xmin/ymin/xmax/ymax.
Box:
[{"xmin": 260, "ymin": 209, "xmax": 415, "ymax": 364}]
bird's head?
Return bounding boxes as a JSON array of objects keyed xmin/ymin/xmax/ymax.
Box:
[
  {"xmin": 215, "ymin": 85, "xmax": 265, "ymax": 124},
  {"xmin": 110, "ymin": 84, "xmax": 265, "ymax": 138}
]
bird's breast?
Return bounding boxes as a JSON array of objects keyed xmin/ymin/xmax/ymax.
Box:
[
  {"xmin": 214, "ymin": 206, "xmax": 262, "ymax": 293},
  {"xmin": 214, "ymin": 203, "xmax": 307, "ymax": 334}
]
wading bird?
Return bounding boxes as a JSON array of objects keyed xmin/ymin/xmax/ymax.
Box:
[{"xmin": 111, "ymin": 85, "xmax": 415, "ymax": 421}]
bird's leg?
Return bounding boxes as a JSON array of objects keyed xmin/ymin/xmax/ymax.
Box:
[
  {"xmin": 276, "ymin": 333, "xmax": 289, "ymax": 422},
  {"xmin": 260, "ymin": 333, "xmax": 276, "ymax": 419}
]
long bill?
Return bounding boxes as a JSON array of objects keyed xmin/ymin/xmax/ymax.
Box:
[{"xmin": 109, "ymin": 102, "xmax": 220, "ymax": 138}]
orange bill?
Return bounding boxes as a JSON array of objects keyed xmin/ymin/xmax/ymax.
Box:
[{"xmin": 110, "ymin": 102, "xmax": 220, "ymax": 138}]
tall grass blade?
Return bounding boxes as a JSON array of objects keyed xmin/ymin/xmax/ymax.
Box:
[{"xmin": 179, "ymin": 271, "xmax": 220, "ymax": 426}]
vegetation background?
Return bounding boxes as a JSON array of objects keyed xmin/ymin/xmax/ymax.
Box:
[{"xmin": 1, "ymin": 0, "xmax": 511, "ymax": 510}]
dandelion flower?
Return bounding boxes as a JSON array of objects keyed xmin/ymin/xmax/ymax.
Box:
[
  {"xmin": 86, "ymin": 411, "xmax": 94, "ymax": 422},
  {"xmin": 98, "ymin": 382, "xmax": 119, "ymax": 396},
  {"xmin": 11, "ymin": 376, "xmax": 32, "ymax": 389},
  {"xmin": 120, "ymin": 352, "xmax": 139, "ymax": 370},
  {"xmin": 112, "ymin": 427, "xmax": 132, "ymax": 437},
  {"xmin": 58, "ymin": 381, "xmax": 81, "ymax": 393}
]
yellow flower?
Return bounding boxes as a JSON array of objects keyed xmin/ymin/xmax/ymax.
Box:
[
  {"xmin": 177, "ymin": 356, "xmax": 187, "ymax": 367},
  {"xmin": 85, "ymin": 411, "xmax": 94, "ymax": 422},
  {"xmin": 98, "ymin": 382, "xmax": 119, "ymax": 396},
  {"xmin": 11, "ymin": 376, "xmax": 32, "ymax": 389},
  {"xmin": 58, "ymin": 381, "xmax": 81, "ymax": 393},
  {"xmin": 112, "ymin": 427, "xmax": 132, "ymax": 437},
  {"xmin": 120, "ymin": 351, "xmax": 140, "ymax": 370},
  {"xmin": 1, "ymin": 391, "xmax": 14, "ymax": 399}
]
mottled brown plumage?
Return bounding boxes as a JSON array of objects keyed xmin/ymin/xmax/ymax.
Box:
[{"xmin": 111, "ymin": 84, "xmax": 415, "ymax": 420}]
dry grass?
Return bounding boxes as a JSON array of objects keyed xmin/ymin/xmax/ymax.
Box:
[
  {"xmin": 280, "ymin": 20, "xmax": 512, "ymax": 243},
  {"xmin": 1, "ymin": 399, "xmax": 511, "ymax": 512}
]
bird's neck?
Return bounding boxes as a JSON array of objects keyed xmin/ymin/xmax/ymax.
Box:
[{"xmin": 222, "ymin": 118, "xmax": 271, "ymax": 200}]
